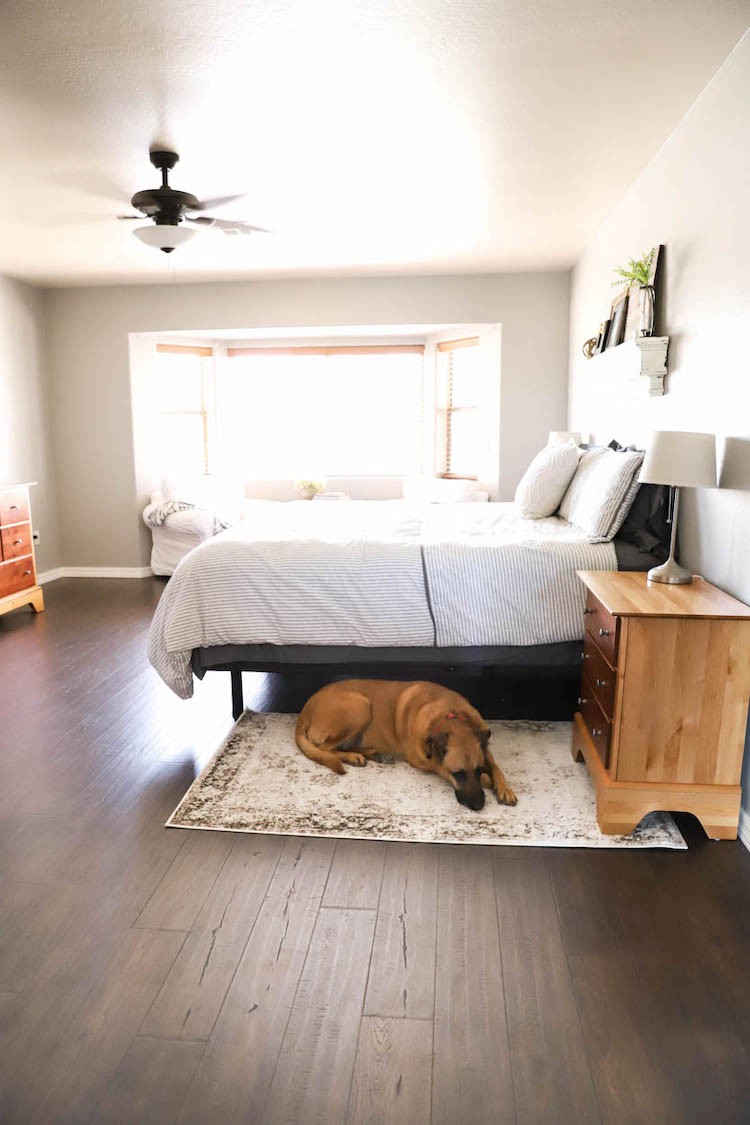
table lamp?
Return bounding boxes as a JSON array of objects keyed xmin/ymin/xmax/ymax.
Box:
[{"xmin": 639, "ymin": 430, "xmax": 717, "ymax": 584}]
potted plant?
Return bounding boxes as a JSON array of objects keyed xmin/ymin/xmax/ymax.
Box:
[
  {"xmin": 612, "ymin": 247, "xmax": 657, "ymax": 337},
  {"xmin": 293, "ymin": 478, "xmax": 325, "ymax": 500}
]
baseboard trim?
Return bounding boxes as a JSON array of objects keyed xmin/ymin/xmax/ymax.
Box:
[
  {"xmin": 739, "ymin": 808, "xmax": 750, "ymax": 853},
  {"xmin": 38, "ymin": 566, "xmax": 153, "ymax": 582},
  {"xmin": 37, "ymin": 568, "xmax": 65, "ymax": 584}
]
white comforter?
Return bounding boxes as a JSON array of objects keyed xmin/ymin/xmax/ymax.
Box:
[{"xmin": 148, "ymin": 500, "xmax": 617, "ymax": 698}]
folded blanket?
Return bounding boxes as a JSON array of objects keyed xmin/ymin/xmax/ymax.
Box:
[{"xmin": 143, "ymin": 499, "xmax": 229, "ymax": 535}]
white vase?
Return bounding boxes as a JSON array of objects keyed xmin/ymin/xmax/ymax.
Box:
[{"xmin": 639, "ymin": 285, "xmax": 655, "ymax": 337}]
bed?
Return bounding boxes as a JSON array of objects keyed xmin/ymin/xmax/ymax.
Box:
[{"xmin": 148, "ymin": 491, "xmax": 667, "ymax": 719}]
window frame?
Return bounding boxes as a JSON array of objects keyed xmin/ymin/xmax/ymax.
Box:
[
  {"xmin": 435, "ymin": 336, "xmax": 480, "ymax": 481},
  {"xmin": 155, "ymin": 343, "xmax": 215, "ymax": 475}
]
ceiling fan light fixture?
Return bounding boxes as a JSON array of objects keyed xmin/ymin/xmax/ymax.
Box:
[{"xmin": 133, "ymin": 223, "xmax": 198, "ymax": 253}]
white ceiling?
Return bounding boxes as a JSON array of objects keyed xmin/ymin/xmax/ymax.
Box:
[{"xmin": 1, "ymin": 1, "xmax": 747, "ymax": 287}]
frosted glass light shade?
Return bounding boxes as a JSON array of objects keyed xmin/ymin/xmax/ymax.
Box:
[
  {"xmin": 133, "ymin": 224, "xmax": 198, "ymax": 253},
  {"xmin": 640, "ymin": 430, "xmax": 717, "ymax": 488},
  {"xmin": 548, "ymin": 431, "xmax": 582, "ymax": 445}
]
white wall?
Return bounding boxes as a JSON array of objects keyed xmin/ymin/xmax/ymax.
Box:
[
  {"xmin": 45, "ymin": 271, "xmax": 570, "ymax": 568},
  {"xmin": 0, "ymin": 276, "xmax": 61, "ymax": 574},
  {"xmin": 568, "ymin": 32, "xmax": 750, "ymax": 812}
]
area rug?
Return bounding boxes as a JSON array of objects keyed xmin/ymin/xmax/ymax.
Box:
[{"xmin": 166, "ymin": 712, "xmax": 686, "ymax": 849}]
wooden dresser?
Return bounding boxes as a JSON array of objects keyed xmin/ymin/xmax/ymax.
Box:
[
  {"xmin": 573, "ymin": 570, "xmax": 750, "ymax": 840},
  {"xmin": 0, "ymin": 483, "xmax": 44, "ymax": 618}
]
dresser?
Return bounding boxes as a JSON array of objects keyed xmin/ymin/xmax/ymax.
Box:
[
  {"xmin": 0, "ymin": 483, "xmax": 44, "ymax": 618},
  {"xmin": 573, "ymin": 570, "xmax": 750, "ymax": 840}
]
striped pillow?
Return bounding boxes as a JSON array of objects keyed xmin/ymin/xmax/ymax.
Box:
[
  {"xmin": 514, "ymin": 442, "xmax": 581, "ymax": 519},
  {"xmin": 558, "ymin": 448, "xmax": 644, "ymax": 541}
]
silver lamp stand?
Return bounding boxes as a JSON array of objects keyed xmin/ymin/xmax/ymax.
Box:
[{"xmin": 647, "ymin": 486, "xmax": 693, "ymax": 584}]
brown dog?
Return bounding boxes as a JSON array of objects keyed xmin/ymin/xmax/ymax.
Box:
[{"xmin": 295, "ymin": 679, "xmax": 517, "ymax": 810}]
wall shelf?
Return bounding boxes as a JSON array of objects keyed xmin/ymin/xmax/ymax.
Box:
[{"xmin": 587, "ymin": 336, "xmax": 669, "ymax": 396}]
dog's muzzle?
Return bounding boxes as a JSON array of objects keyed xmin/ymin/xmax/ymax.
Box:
[{"xmin": 456, "ymin": 787, "xmax": 485, "ymax": 811}]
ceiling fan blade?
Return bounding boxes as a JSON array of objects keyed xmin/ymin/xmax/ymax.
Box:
[
  {"xmin": 192, "ymin": 194, "xmax": 245, "ymax": 211},
  {"xmin": 191, "ymin": 216, "xmax": 271, "ymax": 234},
  {"xmin": 117, "ymin": 214, "xmax": 143, "ymax": 220}
]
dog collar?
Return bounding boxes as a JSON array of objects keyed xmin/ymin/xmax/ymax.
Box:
[{"xmin": 429, "ymin": 711, "xmax": 471, "ymax": 735}]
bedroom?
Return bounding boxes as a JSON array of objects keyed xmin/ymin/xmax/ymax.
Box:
[{"xmin": 1, "ymin": 2, "xmax": 750, "ymax": 1122}]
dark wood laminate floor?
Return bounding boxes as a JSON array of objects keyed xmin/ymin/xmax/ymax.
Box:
[{"xmin": 1, "ymin": 578, "xmax": 750, "ymax": 1124}]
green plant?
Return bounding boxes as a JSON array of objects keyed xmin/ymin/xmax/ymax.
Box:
[
  {"xmin": 293, "ymin": 478, "xmax": 324, "ymax": 494},
  {"xmin": 611, "ymin": 247, "xmax": 656, "ymax": 288}
]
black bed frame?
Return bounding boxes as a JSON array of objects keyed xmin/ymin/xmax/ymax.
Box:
[{"xmin": 191, "ymin": 641, "xmax": 585, "ymax": 721}]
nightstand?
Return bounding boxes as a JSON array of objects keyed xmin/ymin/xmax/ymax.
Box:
[{"xmin": 572, "ymin": 571, "xmax": 750, "ymax": 839}]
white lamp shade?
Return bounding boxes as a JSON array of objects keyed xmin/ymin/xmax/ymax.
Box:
[
  {"xmin": 548, "ymin": 431, "xmax": 582, "ymax": 445},
  {"xmin": 640, "ymin": 430, "xmax": 717, "ymax": 488},
  {"xmin": 133, "ymin": 224, "xmax": 198, "ymax": 252}
]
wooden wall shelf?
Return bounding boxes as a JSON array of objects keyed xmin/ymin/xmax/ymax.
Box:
[{"xmin": 588, "ymin": 336, "xmax": 669, "ymax": 396}]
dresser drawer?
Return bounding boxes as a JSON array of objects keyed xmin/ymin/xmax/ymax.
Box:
[
  {"xmin": 1, "ymin": 522, "xmax": 32, "ymax": 561},
  {"xmin": 0, "ymin": 557, "xmax": 35, "ymax": 599},
  {"xmin": 579, "ymin": 676, "xmax": 612, "ymax": 769},
  {"xmin": 583, "ymin": 590, "xmax": 619, "ymax": 666},
  {"xmin": 582, "ymin": 631, "xmax": 616, "ymax": 720},
  {"xmin": 0, "ymin": 489, "xmax": 30, "ymax": 526}
]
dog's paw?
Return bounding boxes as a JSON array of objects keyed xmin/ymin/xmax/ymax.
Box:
[
  {"xmin": 496, "ymin": 786, "xmax": 517, "ymax": 806},
  {"xmin": 340, "ymin": 752, "xmax": 367, "ymax": 767}
]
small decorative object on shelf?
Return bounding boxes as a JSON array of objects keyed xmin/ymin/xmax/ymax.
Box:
[
  {"xmin": 611, "ymin": 246, "xmax": 660, "ymax": 338},
  {"xmin": 606, "ymin": 290, "xmax": 629, "ymax": 348},
  {"xmin": 582, "ymin": 336, "xmax": 598, "ymax": 359},
  {"xmin": 293, "ymin": 478, "xmax": 325, "ymax": 500}
]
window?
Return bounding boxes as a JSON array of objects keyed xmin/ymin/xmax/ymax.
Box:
[
  {"xmin": 435, "ymin": 337, "xmax": 480, "ymax": 479},
  {"xmin": 155, "ymin": 344, "xmax": 214, "ymax": 475},
  {"xmin": 220, "ymin": 346, "xmax": 424, "ymax": 477}
]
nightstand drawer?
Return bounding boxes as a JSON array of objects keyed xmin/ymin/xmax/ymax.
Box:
[
  {"xmin": 582, "ymin": 632, "xmax": 616, "ymax": 719},
  {"xmin": 1, "ymin": 523, "xmax": 32, "ymax": 561},
  {"xmin": 0, "ymin": 490, "xmax": 29, "ymax": 526},
  {"xmin": 0, "ymin": 557, "xmax": 35, "ymax": 599},
  {"xmin": 579, "ymin": 677, "xmax": 611, "ymax": 769},
  {"xmin": 584, "ymin": 590, "xmax": 619, "ymax": 666}
]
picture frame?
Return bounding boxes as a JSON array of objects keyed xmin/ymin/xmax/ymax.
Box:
[
  {"xmin": 595, "ymin": 318, "xmax": 611, "ymax": 354},
  {"xmin": 606, "ymin": 291, "xmax": 629, "ymax": 349}
]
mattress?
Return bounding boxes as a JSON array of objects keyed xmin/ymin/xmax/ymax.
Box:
[{"xmin": 148, "ymin": 501, "xmax": 618, "ymax": 699}]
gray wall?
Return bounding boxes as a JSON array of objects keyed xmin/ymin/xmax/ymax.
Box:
[
  {"xmin": 44, "ymin": 271, "xmax": 570, "ymax": 568},
  {"xmin": 568, "ymin": 32, "xmax": 750, "ymax": 811},
  {"xmin": 0, "ymin": 275, "xmax": 61, "ymax": 574}
]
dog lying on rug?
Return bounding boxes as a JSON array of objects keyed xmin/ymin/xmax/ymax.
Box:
[{"xmin": 295, "ymin": 679, "xmax": 517, "ymax": 810}]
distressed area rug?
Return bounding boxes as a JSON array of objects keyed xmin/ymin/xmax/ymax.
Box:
[{"xmin": 167, "ymin": 712, "xmax": 686, "ymax": 849}]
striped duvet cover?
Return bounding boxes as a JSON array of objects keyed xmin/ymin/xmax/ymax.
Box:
[{"xmin": 147, "ymin": 500, "xmax": 617, "ymax": 698}]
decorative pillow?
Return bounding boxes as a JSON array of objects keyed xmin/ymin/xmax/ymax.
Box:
[
  {"xmin": 558, "ymin": 448, "xmax": 644, "ymax": 541},
  {"xmin": 514, "ymin": 442, "xmax": 581, "ymax": 519}
]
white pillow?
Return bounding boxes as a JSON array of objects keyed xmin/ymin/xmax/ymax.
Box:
[
  {"xmin": 514, "ymin": 443, "xmax": 581, "ymax": 519},
  {"xmin": 161, "ymin": 475, "xmax": 243, "ymax": 523},
  {"xmin": 558, "ymin": 449, "xmax": 644, "ymax": 540},
  {"xmin": 402, "ymin": 476, "xmax": 479, "ymax": 503}
]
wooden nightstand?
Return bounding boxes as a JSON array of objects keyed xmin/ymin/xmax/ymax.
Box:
[{"xmin": 572, "ymin": 571, "xmax": 750, "ymax": 840}]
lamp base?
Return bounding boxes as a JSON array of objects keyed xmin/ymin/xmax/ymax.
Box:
[{"xmin": 647, "ymin": 558, "xmax": 693, "ymax": 584}]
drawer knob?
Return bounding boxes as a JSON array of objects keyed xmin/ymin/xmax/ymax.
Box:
[
  {"xmin": 583, "ymin": 652, "xmax": 591, "ymax": 660},
  {"xmin": 583, "ymin": 607, "xmax": 594, "ymax": 615},
  {"xmin": 599, "ymin": 628, "xmax": 611, "ymax": 637},
  {"xmin": 23, "ymin": 569, "xmax": 31, "ymax": 576},
  {"xmin": 592, "ymin": 728, "xmax": 603, "ymax": 738},
  {"xmin": 578, "ymin": 697, "xmax": 588, "ymax": 706},
  {"xmin": 13, "ymin": 538, "xmax": 22, "ymax": 545},
  {"xmin": 595, "ymin": 678, "xmax": 607, "ymax": 688}
]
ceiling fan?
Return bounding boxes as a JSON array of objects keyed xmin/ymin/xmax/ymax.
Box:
[{"xmin": 119, "ymin": 150, "xmax": 269, "ymax": 253}]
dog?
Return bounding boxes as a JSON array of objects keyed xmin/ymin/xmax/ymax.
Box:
[{"xmin": 294, "ymin": 679, "xmax": 517, "ymax": 810}]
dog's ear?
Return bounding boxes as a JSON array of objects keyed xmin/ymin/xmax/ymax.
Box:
[
  {"xmin": 425, "ymin": 731, "xmax": 449, "ymax": 762},
  {"xmin": 478, "ymin": 728, "xmax": 491, "ymax": 752}
]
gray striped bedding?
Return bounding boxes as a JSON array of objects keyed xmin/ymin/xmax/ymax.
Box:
[{"xmin": 147, "ymin": 501, "xmax": 617, "ymax": 698}]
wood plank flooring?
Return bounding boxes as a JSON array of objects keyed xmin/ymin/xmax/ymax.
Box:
[{"xmin": 1, "ymin": 577, "xmax": 750, "ymax": 1123}]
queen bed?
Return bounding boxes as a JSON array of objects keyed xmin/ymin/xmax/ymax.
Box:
[{"xmin": 148, "ymin": 461, "xmax": 668, "ymax": 718}]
